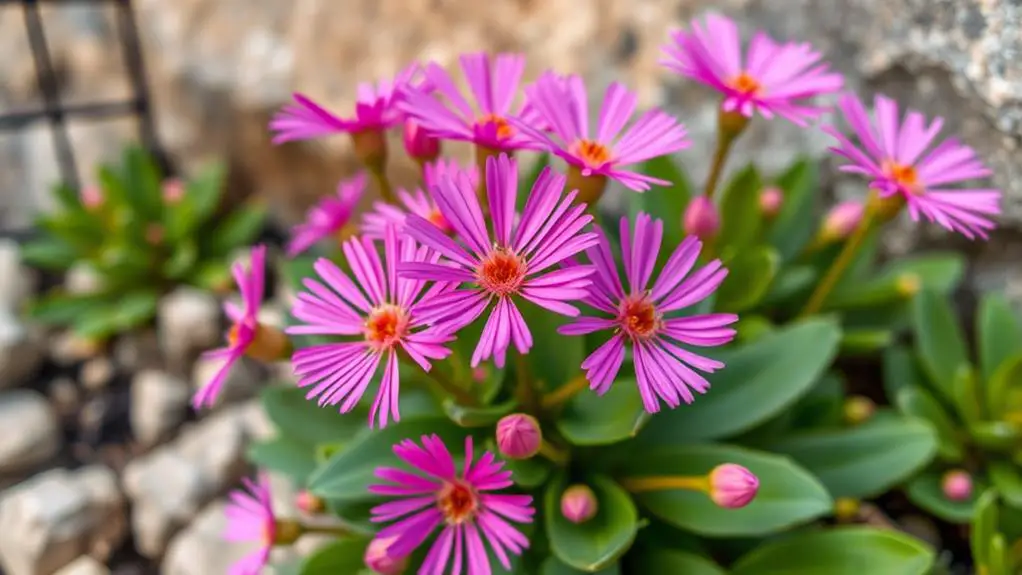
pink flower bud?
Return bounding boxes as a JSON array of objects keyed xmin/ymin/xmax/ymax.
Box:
[
  {"xmin": 683, "ymin": 196, "xmax": 720, "ymax": 241},
  {"xmin": 403, "ymin": 120, "xmax": 441, "ymax": 164},
  {"xmin": 496, "ymin": 414, "xmax": 541, "ymax": 459},
  {"xmin": 364, "ymin": 536, "xmax": 408, "ymax": 575},
  {"xmin": 821, "ymin": 201, "xmax": 864, "ymax": 242},
  {"xmin": 942, "ymin": 470, "xmax": 973, "ymax": 501},
  {"xmin": 709, "ymin": 463, "xmax": 759, "ymax": 509},
  {"xmin": 472, "ymin": 366, "xmax": 488, "ymax": 383},
  {"xmin": 759, "ymin": 187, "xmax": 783, "ymax": 218},
  {"xmin": 162, "ymin": 178, "xmax": 185, "ymax": 203},
  {"xmin": 296, "ymin": 490, "xmax": 324, "ymax": 514},
  {"xmin": 561, "ymin": 484, "xmax": 598, "ymax": 524},
  {"xmin": 80, "ymin": 185, "xmax": 103, "ymax": 209}
]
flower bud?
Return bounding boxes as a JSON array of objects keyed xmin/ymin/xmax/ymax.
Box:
[
  {"xmin": 296, "ymin": 490, "xmax": 324, "ymax": 514},
  {"xmin": 708, "ymin": 463, "xmax": 759, "ymax": 509},
  {"xmin": 80, "ymin": 185, "xmax": 103, "ymax": 209},
  {"xmin": 942, "ymin": 469, "xmax": 973, "ymax": 501},
  {"xmin": 496, "ymin": 413, "xmax": 541, "ymax": 460},
  {"xmin": 833, "ymin": 497, "xmax": 860, "ymax": 522},
  {"xmin": 365, "ymin": 536, "xmax": 408, "ymax": 575},
  {"xmin": 759, "ymin": 187, "xmax": 783, "ymax": 219},
  {"xmin": 561, "ymin": 484, "xmax": 598, "ymax": 524},
  {"xmin": 403, "ymin": 120, "xmax": 441, "ymax": 164},
  {"xmin": 683, "ymin": 197, "xmax": 720, "ymax": 241},
  {"xmin": 843, "ymin": 395, "xmax": 875, "ymax": 425},
  {"xmin": 821, "ymin": 201, "xmax": 864, "ymax": 243},
  {"xmin": 472, "ymin": 366, "xmax": 488, "ymax": 383},
  {"xmin": 162, "ymin": 178, "xmax": 185, "ymax": 203},
  {"xmin": 896, "ymin": 273, "xmax": 921, "ymax": 298}
]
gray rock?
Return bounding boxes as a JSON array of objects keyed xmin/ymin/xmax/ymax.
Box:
[
  {"xmin": 47, "ymin": 377, "xmax": 81, "ymax": 418},
  {"xmin": 0, "ymin": 239, "xmax": 36, "ymax": 311},
  {"xmin": 52, "ymin": 556, "xmax": 110, "ymax": 575},
  {"xmin": 49, "ymin": 331, "xmax": 103, "ymax": 367},
  {"xmin": 191, "ymin": 354, "xmax": 262, "ymax": 407},
  {"xmin": 158, "ymin": 287, "xmax": 221, "ymax": 368},
  {"xmin": 112, "ymin": 328, "xmax": 162, "ymax": 373},
  {"xmin": 130, "ymin": 370, "xmax": 190, "ymax": 446},
  {"xmin": 0, "ymin": 307, "xmax": 43, "ymax": 389},
  {"xmin": 0, "ymin": 389, "xmax": 61, "ymax": 473},
  {"xmin": 0, "ymin": 466, "xmax": 126, "ymax": 575},
  {"xmin": 79, "ymin": 357, "xmax": 115, "ymax": 393},
  {"xmin": 64, "ymin": 263, "xmax": 103, "ymax": 296},
  {"xmin": 161, "ymin": 502, "xmax": 265, "ymax": 575}
]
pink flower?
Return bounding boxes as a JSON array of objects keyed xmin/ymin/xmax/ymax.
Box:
[
  {"xmin": 660, "ymin": 13, "xmax": 843, "ymax": 125},
  {"xmin": 287, "ymin": 227, "xmax": 454, "ymax": 428},
  {"xmin": 269, "ymin": 65, "xmax": 418, "ymax": 143},
  {"xmin": 398, "ymin": 53, "xmax": 536, "ymax": 152},
  {"xmin": 399, "ymin": 154, "xmax": 598, "ymax": 367},
  {"xmin": 194, "ymin": 245, "xmax": 267, "ymax": 409},
  {"xmin": 287, "ymin": 173, "xmax": 366, "ymax": 257},
  {"xmin": 361, "ymin": 159, "xmax": 478, "ymax": 238},
  {"xmin": 826, "ymin": 93, "xmax": 1001, "ymax": 239},
  {"xmin": 370, "ymin": 435, "xmax": 534, "ymax": 574},
  {"xmin": 403, "ymin": 120, "xmax": 441, "ymax": 164},
  {"xmin": 708, "ymin": 463, "xmax": 759, "ymax": 509},
  {"xmin": 821, "ymin": 201, "xmax": 864, "ymax": 241},
  {"xmin": 224, "ymin": 474, "xmax": 275, "ymax": 575},
  {"xmin": 512, "ymin": 72, "xmax": 690, "ymax": 191},
  {"xmin": 558, "ymin": 213, "xmax": 737, "ymax": 413}
]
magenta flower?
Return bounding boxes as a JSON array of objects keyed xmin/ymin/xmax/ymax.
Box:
[
  {"xmin": 512, "ymin": 72, "xmax": 690, "ymax": 191},
  {"xmin": 194, "ymin": 245, "xmax": 267, "ymax": 409},
  {"xmin": 223, "ymin": 473, "xmax": 275, "ymax": 575},
  {"xmin": 397, "ymin": 53, "xmax": 536, "ymax": 152},
  {"xmin": 559, "ymin": 213, "xmax": 738, "ymax": 413},
  {"xmin": 399, "ymin": 154, "xmax": 598, "ymax": 367},
  {"xmin": 660, "ymin": 13, "xmax": 843, "ymax": 125},
  {"xmin": 288, "ymin": 227, "xmax": 454, "ymax": 428},
  {"xmin": 287, "ymin": 173, "xmax": 366, "ymax": 257},
  {"xmin": 370, "ymin": 435, "xmax": 534, "ymax": 574},
  {"xmin": 269, "ymin": 65, "xmax": 418, "ymax": 143},
  {"xmin": 361, "ymin": 158, "xmax": 479, "ymax": 238},
  {"xmin": 826, "ymin": 93, "xmax": 1001, "ymax": 239}
]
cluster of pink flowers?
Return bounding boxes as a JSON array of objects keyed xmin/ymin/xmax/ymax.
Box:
[{"xmin": 206, "ymin": 11, "xmax": 1000, "ymax": 575}]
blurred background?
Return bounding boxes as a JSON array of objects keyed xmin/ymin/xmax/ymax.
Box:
[{"xmin": 0, "ymin": 1, "xmax": 1018, "ymax": 574}]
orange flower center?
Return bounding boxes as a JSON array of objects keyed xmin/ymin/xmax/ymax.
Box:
[
  {"xmin": 364, "ymin": 304, "xmax": 409, "ymax": 350},
  {"xmin": 728, "ymin": 72, "xmax": 762, "ymax": 96},
  {"xmin": 437, "ymin": 480, "xmax": 478, "ymax": 525},
  {"xmin": 883, "ymin": 160, "xmax": 922, "ymax": 194},
  {"xmin": 477, "ymin": 248, "xmax": 527, "ymax": 296},
  {"xmin": 617, "ymin": 294, "xmax": 661, "ymax": 340},
  {"xmin": 572, "ymin": 139, "xmax": 612, "ymax": 168},
  {"xmin": 478, "ymin": 113, "xmax": 515, "ymax": 140}
]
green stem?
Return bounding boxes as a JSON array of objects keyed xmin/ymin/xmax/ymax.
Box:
[
  {"xmin": 619, "ymin": 475, "xmax": 710, "ymax": 494},
  {"xmin": 703, "ymin": 135, "xmax": 734, "ymax": 200},
  {"xmin": 538, "ymin": 440, "xmax": 570, "ymax": 466},
  {"xmin": 424, "ymin": 364, "xmax": 478, "ymax": 407},
  {"xmin": 514, "ymin": 352, "xmax": 540, "ymax": 415},
  {"xmin": 300, "ymin": 523, "xmax": 352, "ymax": 538},
  {"xmin": 798, "ymin": 203, "xmax": 876, "ymax": 318},
  {"xmin": 541, "ymin": 374, "xmax": 589, "ymax": 409},
  {"xmin": 370, "ymin": 168, "xmax": 395, "ymax": 204}
]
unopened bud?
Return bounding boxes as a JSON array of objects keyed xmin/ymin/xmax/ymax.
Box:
[
  {"xmin": 403, "ymin": 120, "xmax": 441, "ymax": 165},
  {"xmin": 566, "ymin": 165, "xmax": 609, "ymax": 208},
  {"xmin": 364, "ymin": 536, "xmax": 407, "ymax": 575},
  {"xmin": 834, "ymin": 497, "xmax": 861, "ymax": 522},
  {"xmin": 272, "ymin": 519, "xmax": 303, "ymax": 546},
  {"xmin": 162, "ymin": 178, "xmax": 185, "ymax": 203},
  {"xmin": 683, "ymin": 197, "xmax": 720, "ymax": 241},
  {"xmin": 296, "ymin": 490, "xmax": 324, "ymax": 514},
  {"xmin": 896, "ymin": 273, "xmax": 921, "ymax": 297},
  {"xmin": 843, "ymin": 395, "xmax": 875, "ymax": 425},
  {"xmin": 561, "ymin": 484, "xmax": 598, "ymax": 524},
  {"xmin": 759, "ymin": 187, "xmax": 783, "ymax": 219},
  {"xmin": 708, "ymin": 463, "xmax": 759, "ymax": 509},
  {"xmin": 80, "ymin": 185, "xmax": 103, "ymax": 209},
  {"xmin": 472, "ymin": 366, "xmax": 488, "ymax": 383},
  {"xmin": 821, "ymin": 201, "xmax": 864, "ymax": 243},
  {"xmin": 942, "ymin": 469, "xmax": 973, "ymax": 501},
  {"xmin": 718, "ymin": 108, "xmax": 751, "ymax": 140},
  {"xmin": 239, "ymin": 324, "xmax": 293, "ymax": 363},
  {"xmin": 496, "ymin": 414, "xmax": 541, "ymax": 460}
]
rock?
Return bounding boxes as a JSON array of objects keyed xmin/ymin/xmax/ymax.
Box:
[
  {"xmin": 161, "ymin": 501, "xmax": 268, "ymax": 575},
  {"xmin": 49, "ymin": 331, "xmax": 103, "ymax": 367},
  {"xmin": 191, "ymin": 354, "xmax": 262, "ymax": 407},
  {"xmin": 0, "ymin": 389, "xmax": 61, "ymax": 473},
  {"xmin": 0, "ymin": 239, "xmax": 36, "ymax": 311},
  {"xmin": 130, "ymin": 370, "xmax": 190, "ymax": 446},
  {"xmin": 123, "ymin": 403, "xmax": 258, "ymax": 558},
  {"xmin": 112, "ymin": 328, "xmax": 162, "ymax": 372},
  {"xmin": 157, "ymin": 287, "xmax": 222, "ymax": 368},
  {"xmin": 0, "ymin": 307, "xmax": 44, "ymax": 389},
  {"xmin": 64, "ymin": 263, "xmax": 103, "ymax": 296},
  {"xmin": 47, "ymin": 377, "xmax": 81, "ymax": 417},
  {"xmin": 79, "ymin": 356, "xmax": 115, "ymax": 393},
  {"xmin": 0, "ymin": 465, "xmax": 126, "ymax": 575},
  {"xmin": 53, "ymin": 556, "xmax": 110, "ymax": 575}
]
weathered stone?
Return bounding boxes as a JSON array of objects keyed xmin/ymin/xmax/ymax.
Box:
[
  {"xmin": 0, "ymin": 466, "xmax": 126, "ymax": 575},
  {"xmin": 0, "ymin": 307, "xmax": 44, "ymax": 389},
  {"xmin": 53, "ymin": 556, "xmax": 110, "ymax": 575},
  {"xmin": 49, "ymin": 331, "xmax": 103, "ymax": 367},
  {"xmin": 130, "ymin": 370, "xmax": 190, "ymax": 446},
  {"xmin": 157, "ymin": 287, "xmax": 222, "ymax": 368},
  {"xmin": 191, "ymin": 354, "xmax": 262, "ymax": 407},
  {"xmin": 112, "ymin": 328, "xmax": 162, "ymax": 373},
  {"xmin": 47, "ymin": 377, "xmax": 81, "ymax": 418},
  {"xmin": 161, "ymin": 501, "xmax": 266, "ymax": 575},
  {"xmin": 0, "ymin": 239, "xmax": 37, "ymax": 312},
  {"xmin": 64, "ymin": 263, "xmax": 104, "ymax": 297},
  {"xmin": 0, "ymin": 389, "xmax": 61, "ymax": 473},
  {"xmin": 79, "ymin": 356, "xmax": 115, "ymax": 393}
]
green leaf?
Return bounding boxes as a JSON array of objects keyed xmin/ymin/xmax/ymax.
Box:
[
  {"xmin": 987, "ymin": 354, "xmax": 1022, "ymax": 419},
  {"xmin": 545, "ymin": 474, "xmax": 639, "ymax": 572},
  {"xmin": 879, "ymin": 252, "xmax": 965, "ymax": 294},
  {"xmin": 309, "ymin": 418, "xmax": 468, "ymax": 501},
  {"xmin": 121, "ymin": 146, "xmax": 164, "ymax": 218},
  {"xmin": 29, "ymin": 292, "xmax": 110, "ymax": 325},
  {"xmin": 990, "ymin": 462, "xmax": 1022, "ymax": 508},
  {"xmin": 978, "ymin": 293, "xmax": 1022, "ymax": 385},
  {"xmin": 633, "ymin": 155, "xmax": 693, "ymax": 265},
  {"xmin": 520, "ymin": 300, "xmax": 584, "ymax": 390},
  {"xmin": 761, "ymin": 265, "xmax": 816, "ymax": 307},
  {"xmin": 20, "ymin": 239, "xmax": 79, "ymax": 270},
  {"xmin": 767, "ymin": 414, "xmax": 937, "ymax": 499},
  {"xmin": 247, "ymin": 437, "xmax": 317, "ymax": 483},
  {"xmin": 299, "ymin": 538, "xmax": 370, "ymax": 575},
  {"xmin": 74, "ymin": 290, "xmax": 159, "ymax": 338},
  {"xmin": 735, "ymin": 315, "xmax": 775, "ymax": 345},
  {"xmin": 768, "ymin": 157, "xmax": 819, "ymax": 262},
  {"xmin": 187, "ymin": 162, "xmax": 227, "ymax": 223},
  {"xmin": 627, "ymin": 548, "xmax": 724, "ymax": 575},
  {"xmin": 442, "ymin": 397, "xmax": 517, "ymax": 427},
  {"xmin": 557, "ymin": 378, "xmax": 649, "ymax": 446},
  {"xmin": 163, "ymin": 239, "xmax": 198, "ymax": 279},
  {"xmin": 261, "ymin": 386, "xmax": 365, "ymax": 447},
  {"xmin": 209, "ymin": 204, "xmax": 267, "ymax": 255},
  {"xmin": 540, "ymin": 557, "xmax": 619, "ymax": 575},
  {"xmin": 624, "ymin": 444, "xmax": 831, "ymax": 537},
  {"xmin": 840, "ymin": 329, "xmax": 893, "ymax": 356},
  {"xmin": 730, "ymin": 527, "xmax": 935, "ymax": 575},
  {"xmin": 504, "ymin": 455, "xmax": 552, "ymax": 488},
  {"xmin": 952, "ymin": 365, "xmax": 984, "ymax": 423},
  {"xmin": 911, "ymin": 290, "xmax": 969, "ymax": 403},
  {"xmin": 895, "ymin": 387, "xmax": 963, "ymax": 461},
  {"xmin": 969, "ymin": 421, "xmax": 1021, "ymax": 452},
  {"xmin": 715, "ymin": 246, "xmax": 779, "ymax": 313},
  {"xmin": 883, "ymin": 346, "xmax": 925, "ymax": 407},
  {"xmin": 718, "ymin": 164, "xmax": 762, "ymax": 250},
  {"xmin": 638, "ymin": 318, "xmax": 841, "ymax": 443},
  {"xmin": 972, "ymin": 490, "xmax": 999, "ymax": 570},
  {"xmin": 906, "ymin": 471, "xmax": 982, "ymax": 523}
]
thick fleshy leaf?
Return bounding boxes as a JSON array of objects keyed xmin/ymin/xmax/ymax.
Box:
[
  {"xmin": 906, "ymin": 471, "xmax": 983, "ymax": 523},
  {"xmin": 990, "ymin": 462, "xmax": 1022, "ymax": 508},
  {"xmin": 632, "ymin": 155, "xmax": 693, "ymax": 268},
  {"xmin": 883, "ymin": 346, "xmax": 925, "ymax": 407},
  {"xmin": 767, "ymin": 157, "xmax": 819, "ymax": 262},
  {"xmin": 972, "ymin": 490, "xmax": 999, "ymax": 571},
  {"xmin": 912, "ymin": 290, "xmax": 969, "ymax": 403},
  {"xmin": 622, "ymin": 444, "xmax": 831, "ymax": 537},
  {"xmin": 978, "ymin": 293, "xmax": 1022, "ymax": 385},
  {"xmin": 261, "ymin": 386, "xmax": 366, "ymax": 447},
  {"xmin": 557, "ymin": 378, "xmax": 649, "ymax": 446},
  {"xmin": 299, "ymin": 538, "xmax": 370, "ymax": 575},
  {"xmin": 895, "ymin": 386, "xmax": 963, "ymax": 461},
  {"xmin": 761, "ymin": 265, "xmax": 816, "ymax": 307},
  {"xmin": 767, "ymin": 413, "xmax": 937, "ymax": 498},
  {"xmin": 540, "ymin": 557, "xmax": 619, "ymax": 575},
  {"xmin": 969, "ymin": 421, "xmax": 1021, "ymax": 452},
  {"xmin": 520, "ymin": 300, "xmax": 585, "ymax": 390},
  {"xmin": 75, "ymin": 290, "xmax": 159, "ymax": 338},
  {"xmin": 829, "ymin": 252, "xmax": 965, "ymax": 310},
  {"xmin": 545, "ymin": 474, "xmax": 639, "ymax": 572},
  {"xmin": 627, "ymin": 548, "xmax": 725, "ymax": 575},
  {"xmin": 715, "ymin": 246, "xmax": 779, "ymax": 313},
  {"xmin": 637, "ymin": 318, "xmax": 841, "ymax": 443},
  {"xmin": 730, "ymin": 527, "xmax": 935, "ymax": 575},
  {"xmin": 20, "ymin": 239, "xmax": 80, "ymax": 271},
  {"xmin": 987, "ymin": 354, "xmax": 1022, "ymax": 419},
  {"xmin": 442, "ymin": 397, "xmax": 517, "ymax": 427},
  {"xmin": 209, "ymin": 203, "xmax": 267, "ymax": 255},
  {"xmin": 504, "ymin": 455, "xmax": 552, "ymax": 488},
  {"xmin": 718, "ymin": 164, "xmax": 763, "ymax": 250},
  {"xmin": 247, "ymin": 437, "xmax": 317, "ymax": 483},
  {"xmin": 952, "ymin": 365, "xmax": 984, "ymax": 423},
  {"xmin": 840, "ymin": 329, "xmax": 893, "ymax": 356}
]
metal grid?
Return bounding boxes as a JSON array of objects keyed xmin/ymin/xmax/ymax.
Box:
[{"xmin": 0, "ymin": 0, "xmax": 171, "ymax": 194}]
